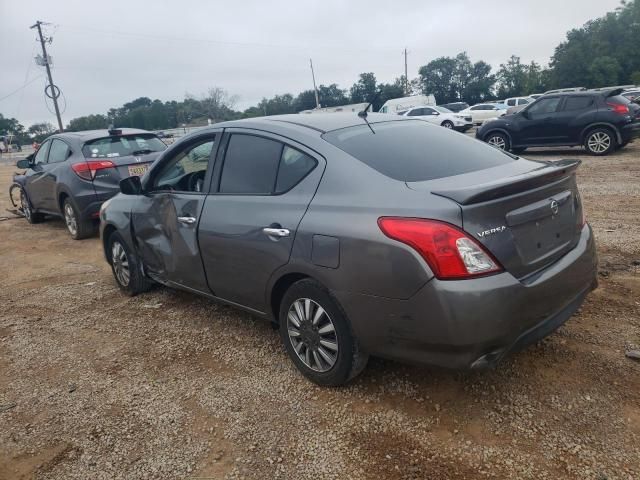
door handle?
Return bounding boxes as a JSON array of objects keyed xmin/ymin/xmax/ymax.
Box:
[
  {"xmin": 177, "ymin": 216, "xmax": 197, "ymax": 225},
  {"xmin": 263, "ymin": 227, "xmax": 290, "ymax": 237}
]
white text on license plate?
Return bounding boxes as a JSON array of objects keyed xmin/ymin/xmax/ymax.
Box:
[{"xmin": 128, "ymin": 164, "xmax": 149, "ymax": 176}]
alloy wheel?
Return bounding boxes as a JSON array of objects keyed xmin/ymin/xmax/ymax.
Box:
[
  {"xmin": 111, "ymin": 241, "xmax": 130, "ymax": 287},
  {"xmin": 20, "ymin": 190, "xmax": 31, "ymax": 222},
  {"xmin": 287, "ymin": 298, "xmax": 338, "ymax": 373},
  {"xmin": 487, "ymin": 135, "xmax": 506, "ymax": 150},
  {"xmin": 64, "ymin": 203, "xmax": 78, "ymax": 236},
  {"xmin": 587, "ymin": 132, "xmax": 611, "ymax": 154}
]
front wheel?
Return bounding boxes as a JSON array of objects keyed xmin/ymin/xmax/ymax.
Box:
[
  {"xmin": 441, "ymin": 120, "xmax": 454, "ymax": 129},
  {"xmin": 107, "ymin": 232, "xmax": 153, "ymax": 296},
  {"xmin": 485, "ymin": 132, "xmax": 510, "ymax": 151},
  {"xmin": 63, "ymin": 198, "xmax": 95, "ymax": 240},
  {"xmin": 584, "ymin": 128, "xmax": 616, "ymax": 156},
  {"xmin": 20, "ymin": 188, "xmax": 44, "ymax": 224},
  {"xmin": 279, "ymin": 279, "xmax": 368, "ymax": 386}
]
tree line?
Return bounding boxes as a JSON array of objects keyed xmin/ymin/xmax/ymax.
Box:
[{"xmin": 2, "ymin": 0, "xmax": 639, "ymax": 141}]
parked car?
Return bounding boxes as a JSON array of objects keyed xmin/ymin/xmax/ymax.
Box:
[
  {"xmin": 14, "ymin": 128, "xmax": 166, "ymax": 239},
  {"xmin": 378, "ymin": 94, "xmax": 436, "ymax": 114},
  {"xmin": 100, "ymin": 113, "xmax": 597, "ymax": 386},
  {"xmin": 476, "ymin": 89, "xmax": 640, "ymax": 155},
  {"xmin": 504, "ymin": 96, "xmax": 534, "ymax": 108},
  {"xmin": 400, "ymin": 105, "xmax": 473, "ymax": 131},
  {"xmin": 459, "ymin": 103, "xmax": 507, "ymax": 125},
  {"xmin": 622, "ymin": 89, "xmax": 640, "ymax": 102},
  {"xmin": 439, "ymin": 102, "xmax": 469, "ymax": 113}
]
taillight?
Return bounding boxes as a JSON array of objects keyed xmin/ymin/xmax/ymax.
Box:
[
  {"xmin": 607, "ymin": 102, "xmax": 629, "ymax": 115},
  {"xmin": 378, "ymin": 218, "xmax": 502, "ymax": 280},
  {"xmin": 71, "ymin": 160, "xmax": 115, "ymax": 180}
]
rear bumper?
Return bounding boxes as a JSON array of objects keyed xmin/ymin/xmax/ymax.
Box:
[
  {"xmin": 335, "ymin": 224, "xmax": 598, "ymax": 369},
  {"xmin": 79, "ymin": 186, "xmax": 119, "ymax": 220},
  {"xmin": 620, "ymin": 120, "xmax": 640, "ymax": 143}
]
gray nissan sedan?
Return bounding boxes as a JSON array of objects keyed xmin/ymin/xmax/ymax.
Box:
[{"xmin": 100, "ymin": 113, "xmax": 598, "ymax": 386}]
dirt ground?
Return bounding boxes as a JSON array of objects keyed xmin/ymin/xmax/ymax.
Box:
[{"xmin": 0, "ymin": 142, "xmax": 638, "ymax": 480}]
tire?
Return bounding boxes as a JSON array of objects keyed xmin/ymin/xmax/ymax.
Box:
[
  {"xmin": 279, "ymin": 279, "xmax": 368, "ymax": 386},
  {"xmin": 107, "ymin": 231, "xmax": 153, "ymax": 296},
  {"xmin": 441, "ymin": 120, "xmax": 454, "ymax": 129},
  {"xmin": 485, "ymin": 131, "xmax": 510, "ymax": 151},
  {"xmin": 584, "ymin": 128, "xmax": 616, "ymax": 156},
  {"xmin": 62, "ymin": 198, "xmax": 95, "ymax": 240},
  {"xmin": 20, "ymin": 188, "xmax": 45, "ymax": 224}
]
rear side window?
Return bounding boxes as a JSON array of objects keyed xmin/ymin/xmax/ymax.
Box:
[
  {"xmin": 220, "ymin": 135, "xmax": 282, "ymax": 194},
  {"xmin": 48, "ymin": 139, "xmax": 70, "ymax": 163},
  {"xmin": 407, "ymin": 108, "xmax": 424, "ymax": 116},
  {"xmin": 563, "ymin": 96, "xmax": 593, "ymax": 111},
  {"xmin": 276, "ymin": 146, "xmax": 317, "ymax": 193},
  {"xmin": 322, "ymin": 120, "xmax": 515, "ymax": 182},
  {"xmin": 82, "ymin": 134, "xmax": 166, "ymax": 158}
]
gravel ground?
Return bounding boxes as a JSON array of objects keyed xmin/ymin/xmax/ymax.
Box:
[{"xmin": 0, "ymin": 141, "xmax": 639, "ymax": 479}]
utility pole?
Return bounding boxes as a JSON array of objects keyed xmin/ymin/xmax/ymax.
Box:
[
  {"xmin": 30, "ymin": 20, "xmax": 64, "ymax": 132},
  {"xmin": 403, "ymin": 48, "xmax": 409, "ymax": 95},
  {"xmin": 309, "ymin": 58, "xmax": 320, "ymax": 109}
]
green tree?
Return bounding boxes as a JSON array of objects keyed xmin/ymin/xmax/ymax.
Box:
[
  {"xmin": 418, "ymin": 56, "xmax": 458, "ymax": 104},
  {"xmin": 549, "ymin": 0, "xmax": 640, "ymax": 87},
  {"xmin": 28, "ymin": 122, "xmax": 56, "ymax": 142},
  {"xmin": 349, "ymin": 73, "xmax": 378, "ymax": 104},
  {"xmin": 67, "ymin": 114, "xmax": 109, "ymax": 131},
  {"xmin": 496, "ymin": 55, "xmax": 528, "ymax": 98}
]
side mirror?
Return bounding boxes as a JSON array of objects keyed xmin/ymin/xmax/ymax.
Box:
[
  {"xmin": 432, "ymin": 111, "xmax": 439, "ymax": 115},
  {"xmin": 120, "ymin": 176, "xmax": 143, "ymax": 195},
  {"xmin": 520, "ymin": 110, "xmax": 529, "ymax": 119},
  {"xmin": 16, "ymin": 158, "xmax": 32, "ymax": 169}
]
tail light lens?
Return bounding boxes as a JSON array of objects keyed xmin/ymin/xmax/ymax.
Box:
[
  {"xmin": 71, "ymin": 160, "xmax": 115, "ymax": 180},
  {"xmin": 607, "ymin": 102, "xmax": 629, "ymax": 115},
  {"xmin": 378, "ymin": 217, "xmax": 502, "ymax": 280}
]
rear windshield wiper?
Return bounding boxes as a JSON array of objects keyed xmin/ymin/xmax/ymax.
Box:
[{"xmin": 131, "ymin": 149, "xmax": 153, "ymax": 156}]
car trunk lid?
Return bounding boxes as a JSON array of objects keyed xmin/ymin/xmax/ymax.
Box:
[{"xmin": 407, "ymin": 159, "xmax": 584, "ymax": 279}]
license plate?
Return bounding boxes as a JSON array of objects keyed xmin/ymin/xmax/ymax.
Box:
[{"xmin": 127, "ymin": 164, "xmax": 150, "ymax": 176}]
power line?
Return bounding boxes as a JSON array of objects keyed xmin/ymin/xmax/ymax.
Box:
[{"xmin": 0, "ymin": 75, "xmax": 45, "ymax": 103}]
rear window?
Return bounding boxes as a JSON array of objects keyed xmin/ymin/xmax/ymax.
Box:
[
  {"xmin": 322, "ymin": 120, "xmax": 516, "ymax": 182},
  {"xmin": 82, "ymin": 134, "xmax": 166, "ymax": 158}
]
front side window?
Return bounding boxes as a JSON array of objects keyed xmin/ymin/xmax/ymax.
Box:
[
  {"xmin": 48, "ymin": 139, "xmax": 70, "ymax": 163},
  {"xmin": 527, "ymin": 97, "xmax": 562, "ymax": 115},
  {"xmin": 153, "ymin": 137, "xmax": 215, "ymax": 193},
  {"xmin": 407, "ymin": 108, "xmax": 424, "ymax": 116},
  {"xmin": 34, "ymin": 141, "xmax": 50, "ymax": 165},
  {"xmin": 82, "ymin": 134, "xmax": 166, "ymax": 159}
]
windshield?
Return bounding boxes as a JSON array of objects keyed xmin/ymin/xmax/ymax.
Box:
[
  {"xmin": 322, "ymin": 120, "xmax": 515, "ymax": 182},
  {"xmin": 82, "ymin": 134, "xmax": 166, "ymax": 158},
  {"xmin": 434, "ymin": 106, "xmax": 453, "ymax": 114}
]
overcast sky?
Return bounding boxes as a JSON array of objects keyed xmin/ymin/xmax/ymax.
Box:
[{"xmin": 0, "ymin": 0, "xmax": 622, "ymax": 127}]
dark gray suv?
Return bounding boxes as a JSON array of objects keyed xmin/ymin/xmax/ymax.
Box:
[
  {"xmin": 14, "ymin": 128, "xmax": 166, "ymax": 239},
  {"xmin": 100, "ymin": 114, "xmax": 598, "ymax": 385}
]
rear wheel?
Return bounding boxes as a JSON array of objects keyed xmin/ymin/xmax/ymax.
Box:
[
  {"xmin": 279, "ymin": 279, "xmax": 368, "ymax": 386},
  {"xmin": 441, "ymin": 120, "xmax": 454, "ymax": 129},
  {"xmin": 20, "ymin": 188, "xmax": 44, "ymax": 224},
  {"xmin": 63, "ymin": 198, "xmax": 95, "ymax": 240},
  {"xmin": 107, "ymin": 232, "xmax": 153, "ymax": 296},
  {"xmin": 485, "ymin": 132, "xmax": 510, "ymax": 151},
  {"xmin": 584, "ymin": 128, "xmax": 616, "ymax": 156}
]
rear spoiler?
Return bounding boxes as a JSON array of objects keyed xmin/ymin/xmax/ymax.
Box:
[{"xmin": 432, "ymin": 159, "xmax": 581, "ymax": 205}]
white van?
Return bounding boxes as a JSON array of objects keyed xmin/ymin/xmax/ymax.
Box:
[{"xmin": 379, "ymin": 94, "xmax": 436, "ymax": 114}]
